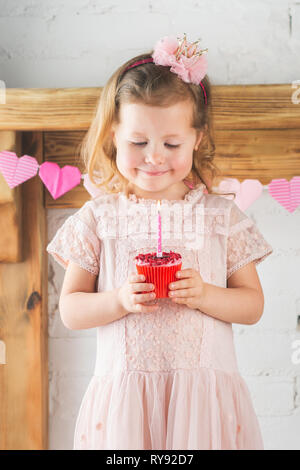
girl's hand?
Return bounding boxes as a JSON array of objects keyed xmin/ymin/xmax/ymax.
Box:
[
  {"xmin": 117, "ymin": 272, "xmax": 159, "ymax": 314},
  {"xmin": 168, "ymin": 268, "xmax": 207, "ymax": 310}
]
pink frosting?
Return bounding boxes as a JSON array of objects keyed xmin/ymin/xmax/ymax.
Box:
[{"xmin": 135, "ymin": 251, "xmax": 182, "ymax": 267}]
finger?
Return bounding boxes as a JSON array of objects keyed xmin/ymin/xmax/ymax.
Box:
[
  {"xmin": 169, "ymin": 288, "xmax": 194, "ymax": 298},
  {"xmin": 132, "ymin": 292, "xmax": 156, "ymax": 303},
  {"xmin": 130, "ymin": 283, "xmax": 155, "ymax": 294},
  {"xmin": 130, "ymin": 272, "xmax": 145, "ymax": 283},
  {"xmin": 169, "ymin": 279, "xmax": 193, "ymax": 290},
  {"xmin": 176, "ymin": 269, "xmax": 194, "ymax": 279}
]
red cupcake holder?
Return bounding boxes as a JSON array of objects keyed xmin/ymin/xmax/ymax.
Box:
[{"xmin": 136, "ymin": 262, "xmax": 182, "ymax": 299}]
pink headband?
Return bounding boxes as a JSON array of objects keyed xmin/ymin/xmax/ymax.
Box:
[{"xmin": 123, "ymin": 35, "xmax": 208, "ymax": 105}]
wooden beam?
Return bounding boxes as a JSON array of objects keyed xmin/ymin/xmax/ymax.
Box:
[
  {"xmin": 211, "ymin": 83, "xmax": 300, "ymax": 129},
  {"xmin": 0, "ymin": 88, "xmax": 101, "ymax": 131},
  {"xmin": 0, "ymin": 131, "xmax": 48, "ymax": 449},
  {"xmin": 0, "ymin": 85, "xmax": 298, "ymax": 131}
]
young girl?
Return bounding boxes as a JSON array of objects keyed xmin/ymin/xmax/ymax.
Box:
[{"xmin": 47, "ymin": 34, "xmax": 273, "ymax": 450}]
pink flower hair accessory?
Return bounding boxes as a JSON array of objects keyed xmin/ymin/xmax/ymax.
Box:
[
  {"xmin": 152, "ymin": 33, "xmax": 208, "ymax": 86},
  {"xmin": 124, "ymin": 33, "xmax": 208, "ymax": 104}
]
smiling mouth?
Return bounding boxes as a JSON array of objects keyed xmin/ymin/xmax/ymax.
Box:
[{"xmin": 139, "ymin": 169, "xmax": 169, "ymax": 176}]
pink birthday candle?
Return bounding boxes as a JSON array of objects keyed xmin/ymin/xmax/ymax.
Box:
[{"xmin": 157, "ymin": 200, "xmax": 162, "ymax": 257}]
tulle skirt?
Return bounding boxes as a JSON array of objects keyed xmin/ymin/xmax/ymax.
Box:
[{"xmin": 73, "ymin": 368, "xmax": 264, "ymax": 450}]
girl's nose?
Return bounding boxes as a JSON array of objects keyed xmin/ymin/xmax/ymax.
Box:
[{"xmin": 145, "ymin": 152, "xmax": 165, "ymax": 166}]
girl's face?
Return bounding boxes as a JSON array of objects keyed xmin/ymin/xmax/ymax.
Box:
[{"xmin": 111, "ymin": 100, "xmax": 203, "ymax": 200}]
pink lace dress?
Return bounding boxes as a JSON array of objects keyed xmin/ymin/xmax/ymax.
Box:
[{"xmin": 46, "ymin": 182, "xmax": 273, "ymax": 450}]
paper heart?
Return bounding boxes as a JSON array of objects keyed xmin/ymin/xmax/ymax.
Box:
[
  {"xmin": 83, "ymin": 173, "xmax": 105, "ymax": 198},
  {"xmin": 83, "ymin": 172, "xmax": 124, "ymax": 198},
  {"xmin": 39, "ymin": 162, "xmax": 82, "ymax": 199},
  {"xmin": 0, "ymin": 150, "xmax": 39, "ymax": 188},
  {"xmin": 268, "ymin": 177, "xmax": 300, "ymax": 213},
  {"xmin": 216, "ymin": 178, "xmax": 263, "ymax": 210},
  {"xmin": 214, "ymin": 177, "xmax": 240, "ymax": 199}
]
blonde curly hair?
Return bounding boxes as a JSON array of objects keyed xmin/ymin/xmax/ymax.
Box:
[{"xmin": 78, "ymin": 50, "xmax": 236, "ymax": 200}]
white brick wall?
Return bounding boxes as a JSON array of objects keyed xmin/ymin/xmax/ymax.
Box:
[
  {"xmin": 1, "ymin": 0, "xmax": 299, "ymax": 87},
  {"xmin": 1, "ymin": 0, "xmax": 299, "ymax": 450}
]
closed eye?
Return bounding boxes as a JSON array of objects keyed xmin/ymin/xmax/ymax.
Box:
[{"xmin": 131, "ymin": 142, "xmax": 180, "ymax": 149}]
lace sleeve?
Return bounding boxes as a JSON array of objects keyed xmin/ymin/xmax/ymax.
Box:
[
  {"xmin": 226, "ymin": 202, "xmax": 273, "ymax": 280},
  {"xmin": 46, "ymin": 203, "xmax": 100, "ymax": 276}
]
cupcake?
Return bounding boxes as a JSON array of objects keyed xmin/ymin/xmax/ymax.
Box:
[{"xmin": 135, "ymin": 251, "xmax": 182, "ymax": 299}]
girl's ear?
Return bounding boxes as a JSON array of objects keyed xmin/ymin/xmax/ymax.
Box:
[
  {"xmin": 110, "ymin": 128, "xmax": 116, "ymax": 146},
  {"xmin": 195, "ymin": 131, "xmax": 203, "ymax": 149}
]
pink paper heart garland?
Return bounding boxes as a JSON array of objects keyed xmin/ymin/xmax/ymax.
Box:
[
  {"xmin": 39, "ymin": 162, "xmax": 81, "ymax": 200},
  {"xmin": 215, "ymin": 178, "xmax": 263, "ymax": 210},
  {"xmin": 0, "ymin": 150, "xmax": 82, "ymax": 199},
  {"xmin": 268, "ymin": 177, "xmax": 300, "ymax": 213},
  {"xmin": 0, "ymin": 149, "xmax": 299, "ymax": 209},
  {"xmin": 0, "ymin": 150, "xmax": 39, "ymax": 188}
]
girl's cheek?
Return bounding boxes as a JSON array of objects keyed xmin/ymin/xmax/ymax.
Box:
[
  {"xmin": 117, "ymin": 150, "xmax": 139, "ymax": 171},
  {"xmin": 172, "ymin": 155, "xmax": 192, "ymax": 172},
  {"xmin": 127, "ymin": 157, "xmax": 140, "ymax": 172}
]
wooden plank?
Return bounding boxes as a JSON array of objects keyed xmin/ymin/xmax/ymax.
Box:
[
  {"xmin": 0, "ymin": 131, "xmax": 48, "ymax": 449},
  {"xmin": 43, "ymin": 128, "xmax": 300, "ymax": 208},
  {"xmin": 211, "ymin": 83, "xmax": 300, "ymax": 129},
  {"xmin": 0, "ymin": 88, "xmax": 101, "ymax": 131},
  {"xmin": 43, "ymin": 130, "xmax": 90, "ymax": 208},
  {"xmin": 0, "ymin": 132, "xmax": 23, "ymax": 262},
  {"xmin": 43, "ymin": 130, "xmax": 86, "ymax": 170},
  {"xmin": 0, "ymin": 85, "xmax": 298, "ymax": 131},
  {"xmin": 214, "ymin": 128, "xmax": 300, "ymax": 180}
]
